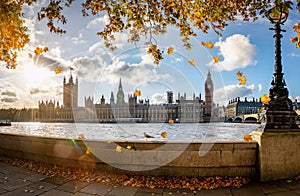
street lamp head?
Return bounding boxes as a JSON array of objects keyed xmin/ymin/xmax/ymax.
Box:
[{"xmin": 267, "ymin": 7, "xmax": 288, "ymax": 24}]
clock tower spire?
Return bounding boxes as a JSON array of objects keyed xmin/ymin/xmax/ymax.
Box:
[{"xmin": 205, "ymin": 69, "xmax": 214, "ymax": 116}]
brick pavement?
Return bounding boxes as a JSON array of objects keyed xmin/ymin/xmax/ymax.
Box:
[{"xmin": 1, "ymin": 161, "xmax": 300, "ymax": 195}]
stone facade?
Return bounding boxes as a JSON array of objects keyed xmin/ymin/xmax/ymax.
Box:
[{"xmin": 38, "ymin": 71, "xmax": 224, "ymax": 123}]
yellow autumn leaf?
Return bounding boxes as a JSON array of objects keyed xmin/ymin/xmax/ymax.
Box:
[
  {"xmin": 236, "ymin": 71, "xmax": 243, "ymax": 77},
  {"xmin": 168, "ymin": 119, "xmax": 174, "ymax": 125},
  {"xmin": 188, "ymin": 59, "xmax": 196, "ymax": 66},
  {"xmin": 213, "ymin": 56, "xmax": 219, "ymax": 64},
  {"xmin": 201, "ymin": 41, "xmax": 207, "ymax": 47},
  {"xmin": 294, "ymin": 23, "xmax": 300, "ymax": 32},
  {"xmin": 238, "ymin": 76, "xmax": 247, "ymax": 85},
  {"xmin": 116, "ymin": 145, "xmax": 122, "ymax": 152},
  {"xmin": 107, "ymin": 140, "xmax": 111, "ymax": 143},
  {"xmin": 85, "ymin": 148, "xmax": 92, "ymax": 155},
  {"xmin": 206, "ymin": 41, "xmax": 214, "ymax": 49},
  {"xmin": 134, "ymin": 89, "xmax": 141, "ymax": 97},
  {"xmin": 167, "ymin": 47, "xmax": 174, "ymax": 55},
  {"xmin": 126, "ymin": 145, "xmax": 132, "ymax": 150},
  {"xmin": 55, "ymin": 67, "xmax": 63, "ymax": 74},
  {"xmin": 161, "ymin": 131, "xmax": 168, "ymax": 138},
  {"xmin": 34, "ymin": 47, "xmax": 43, "ymax": 56},
  {"xmin": 261, "ymin": 94, "xmax": 271, "ymax": 104}
]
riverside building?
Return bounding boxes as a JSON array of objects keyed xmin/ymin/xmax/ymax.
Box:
[{"xmin": 38, "ymin": 70, "xmax": 224, "ymax": 123}]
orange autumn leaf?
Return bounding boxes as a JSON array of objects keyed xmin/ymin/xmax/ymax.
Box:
[
  {"xmin": 261, "ymin": 94, "xmax": 271, "ymax": 104},
  {"xmin": 55, "ymin": 67, "xmax": 63, "ymax": 74},
  {"xmin": 201, "ymin": 41, "xmax": 207, "ymax": 47},
  {"xmin": 34, "ymin": 47, "xmax": 43, "ymax": 56},
  {"xmin": 244, "ymin": 134, "xmax": 252, "ymax": 142},
  {"xmin": 167, "ymin": 47, "xmax": 174, "ymax": 55},
  {"xmin": 238, "ymin": 76, "xmax": 247, "ymax": 85},
  {"xmin": 188, "ymin": 59, "xmax": 195, "ymax": 66},
  {"xmin": 290, "ymin": 37, "xmax": 298, "ymax": 43},
  {"xmin": 43, "ymin": 47, "xmax": 49, "ymax": 53},
  {"xmin": 161, "ymin": 131, "xmax": 168, "ymax": 138},
  {"xmin": 134, "ymin": 89, "xmax": 141, "ymax": 97},
  {"xmin": 236, "ymin": 71, "xmax": 243, "ymax": 77},
  {"xmin": 206, "ymin": 41, "xmax": 214, "ymax": 49},
  {"xmin": 116, "ymin": 145, "xmax": 122, "ymax": 152},
  {"xmin": 213, "ymin": 56, "xmax": 219, "ymax": 64},
  {"xmin": 168, "ymin": 119, "xmax": 174, "ymax": 125}
]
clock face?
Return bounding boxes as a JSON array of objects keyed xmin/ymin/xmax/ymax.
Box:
[{"xmin": 207, "ymin": 84, "xmax": 211, "ymax": 89}]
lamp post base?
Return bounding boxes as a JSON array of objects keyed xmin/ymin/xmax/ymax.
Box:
[{"xmin": 264, "ymin": 110, "xmax": 299, "ymax": 130}]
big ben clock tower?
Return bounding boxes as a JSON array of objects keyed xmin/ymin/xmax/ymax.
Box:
[{"xmin": 205, "ymin": 69, "xmax": 214, "ymax": 116}]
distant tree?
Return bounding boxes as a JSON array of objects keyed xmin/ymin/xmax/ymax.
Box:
[{"xmin": 0, "ymin": 0, "xmax": 299, "ymax": 68}]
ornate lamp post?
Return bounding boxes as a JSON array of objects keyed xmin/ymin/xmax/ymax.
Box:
[{"xmin": 264, "ymin": 5, "xmax": 299, "ymax": 130}]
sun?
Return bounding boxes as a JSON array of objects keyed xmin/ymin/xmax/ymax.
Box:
[{"xmin": 21, "ymin": 63, "xmax": 53, "ymax": 87}]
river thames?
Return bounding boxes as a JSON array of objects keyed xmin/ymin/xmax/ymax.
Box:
[{"xmin": 0, "ymin": 122, "xmax": 262, "ymax": 141}]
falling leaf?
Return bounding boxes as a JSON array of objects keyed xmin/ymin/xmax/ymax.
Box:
[
  {"xmin": 167, "ymin": 47, "xmax": 174, "ymax": 55},
  {"xmin": 261, "ymin": 94, "xmax": 271, "ymax": 104},
  {"xmin": 116, "ymin": 145, "xmax": 122, "ymax": 152},
  {"xmin": 126, "ymin": 146, "xmax": 132, "ymax": 150},
  {"xmin": 43, "ymin": 47, "xmax": 49, "ymax": 53},
  {"xmin": 34, "ymin": 47, "xmax": 43, "ymax": 56},
  {"xmin": 134, "ymin": 89, "xmax": 141, "ymax": 97},
  {"xmin": 238, "ymin": 76, "xmax": 247, "ymax": 85},
  {"xmin": 244, "ymin": 134, "xmax": 252, "ymax": 142},
  {"xmin": 168, "ymin": 119, "xmax": 174, "ymax": 125},
  {"xmin": 85, "ymin": 148, "xmax": 91, "ymax": 155},
  {"xmin": 55, "ymin": 67, "xmax": 63, "ymax": 74},
  {"xmin": 206, "ymin": 41, "xmax": 214, "ymax": 49},
  {"xmin": 161, "ymin": 131, "xmax": 168, "ymax": 138},
  {"xmin": 188, "ymin": 59, "xmax": 195, "ymax": 66},
  {"xmin": 213, "ymin": 56, "xmax": 219, "ymax": 64},
  {"xmin": 236, "ymin": 71, "xmax": 243, "ymax": 77},
  {"xmin": 201, "ymin": 41, "xmax": 207, "ymax": 46}
]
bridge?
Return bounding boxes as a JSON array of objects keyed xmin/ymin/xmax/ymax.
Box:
[{"xmin": 226, "ymin": 113, "xmax": 260, "ymax": 123}]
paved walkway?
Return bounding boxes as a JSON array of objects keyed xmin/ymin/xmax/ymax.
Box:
[{"xmin": 1, "ymin": 161, "xmax": 300, "ymax": 196}]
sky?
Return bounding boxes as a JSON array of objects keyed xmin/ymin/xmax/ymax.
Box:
[{"xmin": 0, "ymin": 0, "xmax": 300, "ymax": 109}]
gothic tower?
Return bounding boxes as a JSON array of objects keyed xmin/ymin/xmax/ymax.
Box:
[
  {"xmin": 63, "ymin": 70, "xmax": 78, "ymax": 108},
  {"xmin": 205, "ymin": 69, "xmax": 214, "ymax": 116},
  {"xmin": 116, "ymin": 78, "xmax": 125, "ymax": 104}
]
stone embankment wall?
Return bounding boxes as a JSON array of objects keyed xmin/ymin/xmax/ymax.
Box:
[{"xmin": 0, "ymin": 133, "xmax": 258, "ymax": 178}]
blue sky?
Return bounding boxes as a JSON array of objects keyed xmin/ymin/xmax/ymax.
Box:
[{"xmin": 0, "ymin": 0, "xmax": 299, "ymax": 109}]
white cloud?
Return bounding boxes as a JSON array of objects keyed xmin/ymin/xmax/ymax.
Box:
[
  {"xmin": 258, "ymin": 84, "xmax": 263, "ymax": 92},
  {"xmin": 209, "ymin": 34, "xmax": 257, "ymax": 71},
  {"xmin": 151, "ymin": 93, "xmax": 167, "ymax": 104},
  {"xmin": 289, "ymin": 53, "xmax": 300, "ymax": 58},
  {"xmin": 214, "ymin": 84, "xmax": 256, "ymax": 105},
  {"xmin": 87, "ymin": 15, "xmax": 109, "ymax": 30}
]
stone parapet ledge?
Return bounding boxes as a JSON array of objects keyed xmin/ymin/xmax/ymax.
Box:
[
  {"xmin": 0, "ymin": 133, "xmax": 257, "ymax": 178},
  {"xmin": 252, "ymin": 129, "xmax": 300, "ymax": 181}
]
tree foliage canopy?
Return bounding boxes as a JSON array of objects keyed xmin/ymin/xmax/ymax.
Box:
[{"xmin": 1, "ymin": 0, "xmax": 300, "ymax": 68}]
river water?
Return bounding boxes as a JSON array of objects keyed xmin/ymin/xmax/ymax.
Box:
[{"xmin": 0, "ymin": 122, "xmax": 263, "ymax": 141}]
